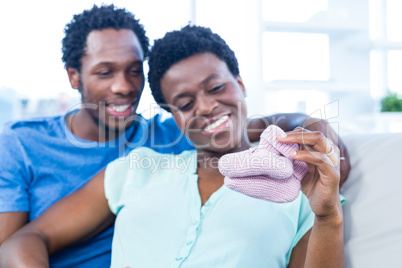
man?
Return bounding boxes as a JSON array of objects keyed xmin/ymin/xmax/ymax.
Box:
[{"xmin": 0, "ymin": 4, "xmax": 350, "ymax": 267}]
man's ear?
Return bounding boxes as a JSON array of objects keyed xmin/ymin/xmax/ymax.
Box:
[
  {"xmin": 236, "ymin": 75, "xmax": 247, "ymax": 97},
  {"xmin": 67, "ymin": 67, "xmax": 80, "ymax": 90}
]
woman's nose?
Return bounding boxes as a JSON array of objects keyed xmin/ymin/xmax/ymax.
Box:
[{"xmin": 195, "ymin": 94, "xmax": 218, "ymax": 117}]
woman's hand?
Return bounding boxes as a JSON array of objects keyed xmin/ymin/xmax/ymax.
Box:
[
  {"xmin": 277, "ymin": 127, "xmax": 342, "ymax": 220},
  {"xmin": 281, "ymin": 127, "xmax": 345, "ymax": 267}
]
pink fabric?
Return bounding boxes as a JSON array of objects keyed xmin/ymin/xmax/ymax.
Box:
[{"xmin": 218, "ymin": 125, "xmax": 308, "ymax": 203}]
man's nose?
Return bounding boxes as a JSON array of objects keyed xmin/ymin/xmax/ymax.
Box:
[
  {"xmin": 195, "ymin": 94, "xmax": 218, "ymax": 117},
  {"xmin": 110, "ymin": 72, "xmax": 135, "ymax": 95}
]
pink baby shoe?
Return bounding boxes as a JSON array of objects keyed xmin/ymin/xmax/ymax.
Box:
[{"xmin": 218, "ymin": 125, "xmax": 308, "ymax": 203}]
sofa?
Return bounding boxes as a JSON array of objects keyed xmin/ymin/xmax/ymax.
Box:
[{"xmin": 341, "ymin": 132, "xmax": 402, "ymax": 267}]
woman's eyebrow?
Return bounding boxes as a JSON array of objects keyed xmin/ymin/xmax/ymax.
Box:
[
  {"xmin": 172, "ymin": 92, "xmax": 191, "ymax": 106},
  {"xmin": 172, "ymin": 74, "xmax": 222, "ymax": 105},
  {"xmin": 201, "ymin": 74, "xmax": 220, "ymax": 85}
]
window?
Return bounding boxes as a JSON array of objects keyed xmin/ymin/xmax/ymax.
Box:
[
  {"xmin": 262, "ymin": 0, "xmax": 328, "ymax": 23},
  {"xmin": 262, "ymin": 32, "xmax": 329, "ymax": 82},
  {"xmin": 387, "ymin": 50, "xmax": 402, "ymax": 95},
  {"xmin": 386, "ymin": 0, "xmax": 402, "ymax": 42},
  {"xmin": 369, "ymin": 0, "xmax": 402, "ymax": 97}
]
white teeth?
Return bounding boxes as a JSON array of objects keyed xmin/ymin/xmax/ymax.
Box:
[
  {"xmin": 204, "ymin": 115, "xmax": 229, "ymax": 131},
  {"xmin": 109, "ymin": 104, "xmax": 131, "ymax": 112}
]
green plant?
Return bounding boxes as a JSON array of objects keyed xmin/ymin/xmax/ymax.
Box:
[{"xmin": 381, "ymin": 93, "xmax": 402, "ymax": 112}]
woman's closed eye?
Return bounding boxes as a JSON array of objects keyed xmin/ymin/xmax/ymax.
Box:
[
  {"xmin": 178, "ymin": 100, "xmax": 194, "ymax": 111},
  {"xmin": 208, "ymin": 84, "xmax": 224, "ymax": 93}
]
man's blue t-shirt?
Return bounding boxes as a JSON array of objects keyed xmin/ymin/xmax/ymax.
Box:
[{"xmin": 0, "ymin": 112, "xmax": 194, "ymax": 267}]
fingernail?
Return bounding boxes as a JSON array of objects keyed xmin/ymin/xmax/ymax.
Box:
[
  {"xmin": 281, "ymin": 132, "xmax": 287, "ymax": 138},
  {"xmin": 292, "ymin": 150, "xmax": 297, "ymax": 156}
]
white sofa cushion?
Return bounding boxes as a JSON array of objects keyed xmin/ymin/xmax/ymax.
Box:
[{"xmin": 341, "ymin": 132, "xmax": 402, "ymax": 268}]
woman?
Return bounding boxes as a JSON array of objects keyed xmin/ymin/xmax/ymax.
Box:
[{"xmin": 0, "ymin": 26, "xmax": 344, "ymax": 268}]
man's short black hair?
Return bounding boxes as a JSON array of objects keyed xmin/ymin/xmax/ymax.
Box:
[
  {"xmin": 148, "ymin": 25, "xmax": 240, "ymax": 112},
  {"xmin": 61, "ymin": 4, "xmax": 149, "ymax": 71}
]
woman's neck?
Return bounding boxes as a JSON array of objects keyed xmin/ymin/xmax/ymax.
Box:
[
  {"xmin": 196, "ymin": 135, "xmax": 251, "ymax": 173},
  {"xmin": 195, "ymin": 136, "xmax": 251, "ymax": 205}
]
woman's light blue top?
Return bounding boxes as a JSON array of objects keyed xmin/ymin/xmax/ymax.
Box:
[{"xmin": 105, "ymin": 147, "xmax": 315, "ymax": 268}]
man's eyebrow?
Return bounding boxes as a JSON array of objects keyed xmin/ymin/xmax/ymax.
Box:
[
  {"xmin": 95, "ymin": 62, "xmax": 113, "ymax": 66},
  {"xmin": 130, "ymin": 60, "xmax": 143, "ymax": 65},
  {"xmin": 95, "ymin": 59, "xmax": 143, "ymax": 66}
]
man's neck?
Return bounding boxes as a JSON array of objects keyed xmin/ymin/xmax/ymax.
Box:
[{"xmin": 66, "ymin": 110, "xmax": 126, "ymax": 143}]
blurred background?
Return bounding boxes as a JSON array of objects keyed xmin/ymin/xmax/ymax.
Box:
[{"xmin": 1, "ymin": 0, "xmax": 402, "ymax": 135}]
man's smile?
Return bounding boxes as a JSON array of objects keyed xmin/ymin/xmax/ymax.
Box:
[{"xmin": 105, "ymin": 99, "xmax": 137, "ymax": 117}]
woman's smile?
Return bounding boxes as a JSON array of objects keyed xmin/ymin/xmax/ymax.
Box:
[{"xmin": 201, "ymin": 114, "xmax": 231, "ymax": 135}]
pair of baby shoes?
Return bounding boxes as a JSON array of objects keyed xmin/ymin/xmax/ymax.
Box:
[{"xmin": 218, "ymin": 125, "xmax": 308, "ymax": 203}]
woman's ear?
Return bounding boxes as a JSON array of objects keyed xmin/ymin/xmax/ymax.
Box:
[
  {"xmin": 67, "ymin": 67, "xmax": 80, "ymax": 91},
  {"xmin": 236, "ymin": 75, "xmax": 247, "ymax": 97}
]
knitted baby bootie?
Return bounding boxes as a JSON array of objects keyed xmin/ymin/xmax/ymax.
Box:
[{"xmin": 218, "ymin": 125, "xmax": 308, "ymax": 203}]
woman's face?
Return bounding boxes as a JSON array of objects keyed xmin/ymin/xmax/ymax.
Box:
[{"xmin": 160, "ymin": 53, "xmax": 248, "ymax": 153}]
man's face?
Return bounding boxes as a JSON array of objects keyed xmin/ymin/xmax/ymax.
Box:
[{"xmin": 68, "ymin": 28, "xmax": 145, "ymax": 132}]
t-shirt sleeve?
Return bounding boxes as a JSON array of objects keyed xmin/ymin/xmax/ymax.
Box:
[
  {"xmin": 0, "ymin": 128, "xmax": 32, "ymax": 212},
  {"xmin": 104, "ymin": 151, "xmax": 133, "ymax": 215},
  {"xmin": 286, "ymin": 193, "xmax": 315, "ymax": 265}
]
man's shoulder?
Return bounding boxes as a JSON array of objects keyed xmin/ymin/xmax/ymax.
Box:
[
  {"xmin": 3, "ymin": 114, "xmax": 64, "ymax": 133},
  {"xmin": 146, "ymin": 113, "xmax": 175, "ymax": 126},
  {"xmin": 144, "ymin": 113, "xmax": 181, "ymax": 136},
  {"xmin": 1, "ymin": 115, "xmax": 66, "ymax": 143},
  {"xmin": 136, "ymin": 113, "xmax": 193, "ymax": 153}
]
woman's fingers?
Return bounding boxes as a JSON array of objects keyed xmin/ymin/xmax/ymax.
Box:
[
  {"xmin": 278, "ymin": 128, "xmax": 340, "ymax": 166},
  {"xmin": 280, "ymin": 128, "xmax": 341, "ymax": 219},
  {"xmin": 323, "ymin": 142, "xmax": 341, "ymax": 167},
  {"xmin": 278, "ymin": 129, "xmax": 329, "ymax": 152},
  {"xmin": 291, "ymin": 150, "xmax": 338, "ymax": 176}
]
